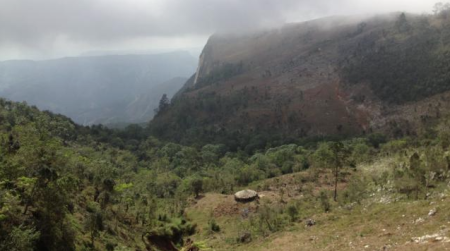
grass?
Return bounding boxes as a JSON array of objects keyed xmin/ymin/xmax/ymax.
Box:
[
  {"xmin": 237, "ymin": 198, "xmax": 450, "ymax": 251},
  {"xmin": 182, "ymin": 158, "xmax": 450, "ymax": 251}
]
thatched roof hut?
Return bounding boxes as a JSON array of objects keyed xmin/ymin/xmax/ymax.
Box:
[{"xmin": 234, "ymin": 189, "xmax": 258, "ymax": 202}]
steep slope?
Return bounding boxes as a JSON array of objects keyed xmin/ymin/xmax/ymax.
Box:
[
  {"xmin": 150, "ymin": 13, "xmax": 450, "ymax": 147},
  {"xmin": 0, "ymin": 98, "xmax": 205, "ymax": 251},
  {"xmin": 0, "ymin": 51, "xmax": 197, "ymax": 125}
]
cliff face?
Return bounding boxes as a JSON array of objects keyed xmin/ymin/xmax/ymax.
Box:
[{"xmin": 151, "ymin": 13, "xmax": 450, "ymax": 145}]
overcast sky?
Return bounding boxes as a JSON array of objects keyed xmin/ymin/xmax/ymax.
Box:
[{"xmin": 0, "ymin": 0, "xmax": 435, "ymax": 60}]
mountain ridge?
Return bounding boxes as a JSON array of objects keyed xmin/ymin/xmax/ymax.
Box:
[{"xmin": 150, "ymin": 12, "xmax": 450, "ymax": 148}]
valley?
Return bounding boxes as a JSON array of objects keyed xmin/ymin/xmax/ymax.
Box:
[
  {"xmin": 2, "ymin": 3, "xmax": 450, "ymax": 251},
  {"xmin": 0, "ymin": 51, "xmax": 197, "ymax": 126}
]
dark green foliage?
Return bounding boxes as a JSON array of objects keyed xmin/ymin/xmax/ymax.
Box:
[
  {"xmin": 319, "ymin": 190, "xmax": 331, "ymax": 212},
  {"xmin": 155, "ymin": 94, "xmax": 170, "ymax": 116},
  {"xmin": 182, "ymin": 176, "xmax": 204, "ymax": 198},
  {"xmin": 0, "ymin": 99, "xmax": 197, "ymax": 250},
  {"xmin": 0, "ymin": 226, "xmax": 40, "ymax": 251},
  {"xmin": 208, "ymin": 219, "xmax": 221, "ymax": 233},
  {"xmin": 84, "ymin": 210, "xmax": 104, "ymax": 247},
  {"xmin": 286, "ymin": 205, "xmax": 299, "ymax": 222},
  {"xmin": 146, "ymin": 217, "xmax": 197, "ymax": 246}
]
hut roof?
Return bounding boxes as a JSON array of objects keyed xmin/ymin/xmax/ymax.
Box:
[{"xmin": 234, "ymin": 189, "xmax": 258, "ymax": 202}]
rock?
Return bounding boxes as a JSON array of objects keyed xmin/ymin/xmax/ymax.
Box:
[
  {"xmin": 234, "ymin": 189, "xmax": 259, "ymax": 202},
  {"xmin": 238, "ymin": 232, "xmax": 252, "ymax": 243},
  {"xmin": 183, "ymin": 238, "xmax": 200, "ymax": 251},
  {"xmin": 411, "ymin": 234, "xmax": 450, "ymax": 244},
  {"xmin": 428, "ymin": 208, "xmax": 437, "ymax": 217},
  {"xmin": 414, "ymin": 217, "xmax": 425, "ymax": 224},
  {"xmin": 241, "ymin": 208, "xmax": 250, "ymax": 218},
  {"xmin": 306, "ymin": 219, "xmax": 316, "ymax": 227},
  {"xmin": 382, "ymin": 244, "xmax": 392, "ymax": 250}
]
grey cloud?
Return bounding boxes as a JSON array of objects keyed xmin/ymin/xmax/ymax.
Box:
[
  {"xmin": 0, "ymin": 0, "xmax": 435, "ymax": 59},
  {"xmin": 0, "ymin": 0, "xmax": 327, "ymax": 43}
]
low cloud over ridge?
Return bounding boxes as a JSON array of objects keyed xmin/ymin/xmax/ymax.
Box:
[{"xmin": 0, "ymin": 0, "xmax": 434, "ymax": 60}]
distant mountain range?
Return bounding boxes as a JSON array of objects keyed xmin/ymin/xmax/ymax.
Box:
[{"xmin": 0, "ymin": 51, "xmax": 197, "ymax": 125}]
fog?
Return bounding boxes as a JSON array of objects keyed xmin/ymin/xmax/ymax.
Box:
[{"xmin": 0, "ymin": 0, "xmax": 434, "ymax": 60}]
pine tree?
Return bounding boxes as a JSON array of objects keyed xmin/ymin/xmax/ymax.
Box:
[{"xmin": 155, "ymin": 94, "xmax": 170, "ymax": 115}]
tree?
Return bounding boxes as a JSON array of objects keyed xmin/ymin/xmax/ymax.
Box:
[
  {"xmin": 313, "ymin": 142, "xmax": 349, "ymax": 201},
  {"xmin": 329, "ymin": 142, "xmax": 349, "ymax": 201},
  {"xmin": 155, "ymin": 94, "xmax": 170, "ymax": 115},
  {"xmin": 434, "ymin": 2, "xmax": 445, "ymax": 14},
  {"xmin": 396, "ymin": 13, "xmax": 411, "ymax": 33},
  {"xmin": 201, "ymin": 144, "xmax": 227, "ymax": 163},
  {"xmin": 433, "ymin": 2, "xmax": 450, "ymax": 17},
  {"xmin": 0, "ymin": 226, "xmax": 40, "ymax": 251},
  {"xmin": 181, "ymin": 176, "xmax": 204, "ymax": 198},
  {"xmin": 190, "ymin": 177, "xmax": 203, "ymax": 198},
  {"xmin": 355, "ymin": 22, "xmax": 367, "ymax": 35},
  {"xmin": 84, "ymin": 210, "xmax": 103, "ymax": 247}
]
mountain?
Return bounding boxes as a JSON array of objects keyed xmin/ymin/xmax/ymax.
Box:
[
  {"xmin": 0, "ymin": 51, "xmax": 197, "ymax": 125},
  {"xmin": 150, "ymin": 13, "xmax": 450, "ymax": 148}
]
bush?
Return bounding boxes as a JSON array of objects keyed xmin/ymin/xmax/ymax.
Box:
[
  {"xmin": 339, "ymin": 176, "xmax": 369, "ymax": 205},
  {"xmin": 286, "ymin": 205, "xmax": 299, "ymax": 222},
  {"xmin": 249, "ymin": 204, "xmax": 287, "ymax": 235},
  {"xmin": 319, "ymin": 190, "xmax": 331, "ymax": 212},
  {"xmin": 0, "ymin": 226, "xmax": 40, "ymax": 251},
  {"xmin": 208, "ymin": 219, "xmax": 221, "ymax": 233}
]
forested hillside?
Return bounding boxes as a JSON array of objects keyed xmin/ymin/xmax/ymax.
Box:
[{"xmin": 2, "ymin": 87, "xmax": 450, "ymax": 250}]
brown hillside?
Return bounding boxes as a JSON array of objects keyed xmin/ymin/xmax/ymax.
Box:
[{"xmin": 151, "ymin": 13, "xmax": 450, "ymax": 145}]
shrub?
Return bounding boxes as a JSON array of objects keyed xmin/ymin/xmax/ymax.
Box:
[
  {"xmin": 286, "ymin": 205, "xmax": 299, "ymax": 222},
  {"xmin": 339, "ymin": 176, "xmax": 369, "ymax": 205},
  {"xmin": 0, "ymin": 226, "xmax": 40, "ymax": 251},
  {"xmin": 319, "ymin": 190, "xmax": 331, "ymax": 212},
  {"xmin": 208, "ymin": 219, "xmax": 221, "ymax": 233}
]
